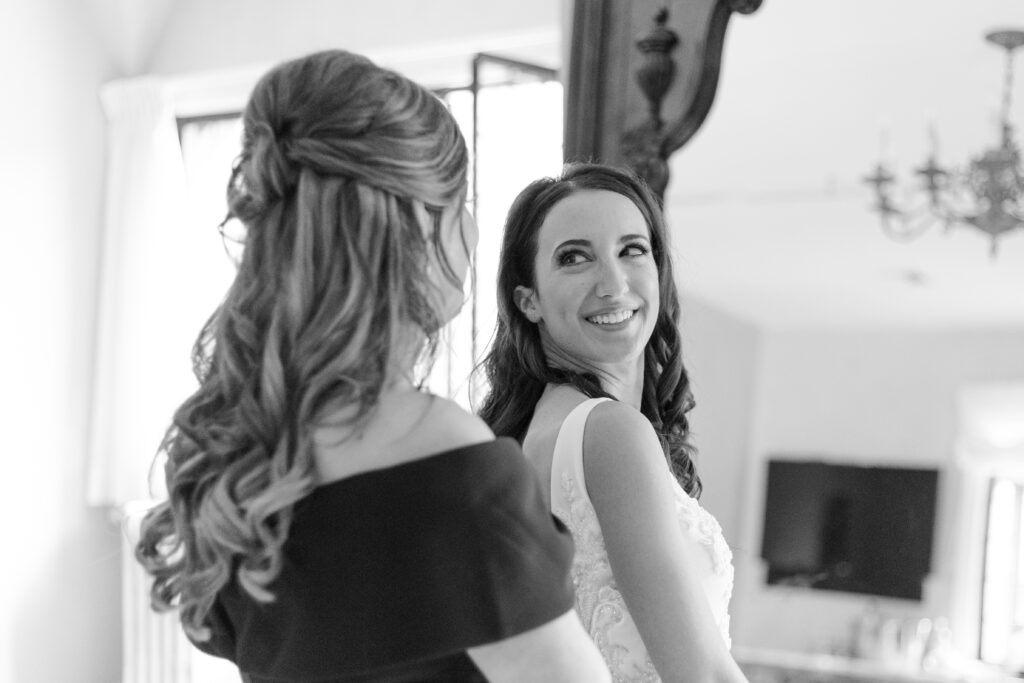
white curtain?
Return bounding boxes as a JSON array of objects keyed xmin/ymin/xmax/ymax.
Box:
[
  {"xmin": 92, "ymin": 76, "xmax": 247, "ymax": 683},
  {"xmin": 87, "ymin": 76, "xmax": 193, "ymax": 507}
]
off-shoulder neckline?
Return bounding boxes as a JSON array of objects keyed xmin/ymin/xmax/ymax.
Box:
[{"xmin": 311, "ymin": 436, "xmax": 519, "ymax": 493}]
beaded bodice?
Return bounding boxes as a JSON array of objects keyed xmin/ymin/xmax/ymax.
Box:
[{"xmin": 550, "ymin": 398, "xmax": 734, "ymax": 682}]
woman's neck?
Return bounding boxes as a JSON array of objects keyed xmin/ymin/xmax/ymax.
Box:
[
  {"xmin": 387, "ymin": 324, "xmax": 430, "ymax": 388},
  {"xmin": 597, "ymin": 364, "xmax": 643, "ymax": 408},
  {"xmin": 541, "ymin": 340, "xmax": 644, "ymax": 409}
]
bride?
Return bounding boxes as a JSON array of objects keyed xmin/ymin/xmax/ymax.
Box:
[{"xmin": 480, "ymin": 163, "xmax": 748, "ymax": 683}]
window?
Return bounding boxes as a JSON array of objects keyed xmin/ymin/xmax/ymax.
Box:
[
  {"xmin": 429, "ymin": 53, "xmax": 562, "ymax": 407},
  {"xmin": 980, "ymin": 475, "xmax": 1024, "ymax": 668},
  {"xmin": 949, "ymin": 384, "xmax": 1024, "ymax": 677}
]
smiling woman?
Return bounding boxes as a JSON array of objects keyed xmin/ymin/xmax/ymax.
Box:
[
  {"xmin": 480, "ymin": 164, "xmax": 693, "ymax": 473},
  {"xmin": 513, "ymin": 189, "xmax": 661, "ymax": 400},
  {"xmin": 479, "ymin": 163, "xmax": 749, "ymax": 682}
]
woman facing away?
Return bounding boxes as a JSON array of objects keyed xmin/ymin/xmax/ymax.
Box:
[
  {"xmin": 479, "ymin": 163, "xmax": 749, "ymax": 683},
  {"xmin": 135, "ymin": 51, "xmax": 610, "ymax": 683}
]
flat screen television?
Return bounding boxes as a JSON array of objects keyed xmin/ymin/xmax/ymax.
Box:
[{"xmin": 759, "ymin": 459, "xmax": 939, "ymax": 600}]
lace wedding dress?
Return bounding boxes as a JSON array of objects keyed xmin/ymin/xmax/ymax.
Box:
[{"xmin": 550, "ymin": 398, "xmax": 735, "ymax": 682}]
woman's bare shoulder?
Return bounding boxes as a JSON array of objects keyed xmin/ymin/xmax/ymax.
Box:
[
  {"xmin": 581, "ymin": 399, "xmax": 669, "ymax": 505},
  {"xmin": 585, "ymin": 400, "xmax": 662, "ymax": 457}
]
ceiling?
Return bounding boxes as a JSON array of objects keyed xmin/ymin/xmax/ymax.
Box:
[
  {"xmin": 94, "ymin": 0, "xmax": 1023, "ymax": 331},
  {"xmin": 664, "ymin": 0, "xmax": 1024, "ymax": 330}
]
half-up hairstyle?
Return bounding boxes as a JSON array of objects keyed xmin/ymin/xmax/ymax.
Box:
[
  {"xmin": 136, "ymin": 50, "xmax": 469, "ymax": 639},
  {"xmin": 477, "ymin": 163, "xmax": 701, "ymax": 497}
]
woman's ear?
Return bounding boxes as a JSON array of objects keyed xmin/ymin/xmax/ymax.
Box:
[{"xmin": 514, "ymin": 286, "xmax": 542, "ymax": 323}]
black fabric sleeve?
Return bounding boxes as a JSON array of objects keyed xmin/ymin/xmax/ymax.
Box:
[
  {"xmin": 458, "ymin": 440, "xmax": 578, "ymax": 640},
  {"xmin": 188, "ymin": 598, "xmax": 237, "ymax": 661},
  {"xmin": 208, "ymin": 438, "xmax": 576, "ymax": 680}
]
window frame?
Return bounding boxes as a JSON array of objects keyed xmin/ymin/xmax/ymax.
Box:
[{"xmin": 979, "ymin": 474, "xmax": 1024, "ymax": 666}]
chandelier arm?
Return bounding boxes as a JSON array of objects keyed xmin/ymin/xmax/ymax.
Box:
[
  {"xmin": 1002, "ymin": 44, "xmax": 1015, "ymax": 127},
  {"xmin": 879, "ymin": 203, "xmax": 939, "ymax": 242}
]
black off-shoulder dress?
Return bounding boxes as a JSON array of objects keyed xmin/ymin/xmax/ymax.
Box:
[{"xmin": 191, "ymin": 437, "xmax": 576, "ymax": 682}]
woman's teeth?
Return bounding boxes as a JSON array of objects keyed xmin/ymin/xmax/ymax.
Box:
[{"xmin": 587, "ymin": 309, "xmax": 635, "ymax": 325}]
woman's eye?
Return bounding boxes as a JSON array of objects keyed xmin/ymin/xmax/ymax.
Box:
[
  {"xmin": 622, "ymin": 243, "xmax": 650, "ymax": 258},
  {"xmin": 557, "ymin": 250, "xmax": 588, "ymax": 267}
]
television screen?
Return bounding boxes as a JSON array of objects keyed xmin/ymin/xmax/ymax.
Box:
[{"xmin": 760, "ymin": 459, "xmax": 939, "ymax": 600}]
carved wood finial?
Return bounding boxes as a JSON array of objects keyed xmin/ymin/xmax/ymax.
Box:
[
  {"xmin": 623, "ymin": 7, "xmax": 682, "ymax": 199},
  {"xmin": 564, "ymin": 0, "xmax": 763, "ymax": 201},
  {"xmin": 622, "ymin": 2, "xmax": 765, "ymax": 199},
  {"xmin": 634, "ymin": 8, "xmax": 679, "ymax": 130}
]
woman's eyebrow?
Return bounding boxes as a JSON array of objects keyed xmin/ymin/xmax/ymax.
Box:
[
  {"xmin": 553, "ymin": 238, "xmax": 591, "ymax": 250},
  {"xmin": 552, "ymin": 234, "xmax": 650, "ymax": 252}
]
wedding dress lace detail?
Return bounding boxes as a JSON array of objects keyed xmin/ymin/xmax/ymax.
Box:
[{"xmin": 551, "ymin": 398, "xmax": 734, "ymax": 683}]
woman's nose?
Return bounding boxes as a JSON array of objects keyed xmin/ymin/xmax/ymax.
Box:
[{"xmin": 595, "ymin": 260, "xmax": 628, "ymax": 298}]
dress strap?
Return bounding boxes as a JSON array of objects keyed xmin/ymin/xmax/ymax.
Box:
[{"xmin": 550, "ymin": 397, "xmax": 612, "ymax": 514}]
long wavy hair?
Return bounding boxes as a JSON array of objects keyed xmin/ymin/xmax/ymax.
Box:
[
  {"xmin": 136, "ymin": 50, "xmax": 469, "ymax": 639},
  {"xmin": 477, "ymin": 163, "xmax": 701, "ymax": 497}
]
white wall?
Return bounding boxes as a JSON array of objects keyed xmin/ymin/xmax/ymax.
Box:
[
  {"xmin": 729, "ymin": 328, "xmax": 1024, "ymax": 654},
  {"xmin": 147, "ymin": 0, "xmax": 563, "ymax": 81},
  {"xmin": 0, "ymin": 0, "xmax": 121, "ymax": 681},
  {"xmin": 682, "ymin": 297, "xmax": 761, "ymax": 545}
]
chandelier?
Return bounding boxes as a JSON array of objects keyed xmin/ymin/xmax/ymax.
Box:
[{"xmin": 864, "ymin": 28, "xmax": 1024, "ymax": 258}]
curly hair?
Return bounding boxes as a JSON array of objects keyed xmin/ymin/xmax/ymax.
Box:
[
  {"xmin": 476, "ymin": 163, "xmax": 701, "ymax": 498},
  {"xmin": 135, "ymin": 50, "xmax": 469, "ymax": 639}
]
